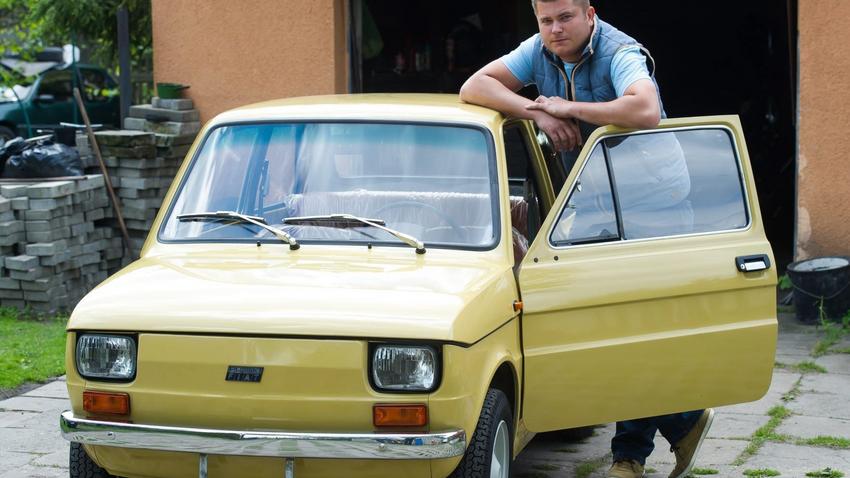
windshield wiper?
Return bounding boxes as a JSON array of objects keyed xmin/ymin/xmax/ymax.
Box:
[
  {"xmin": 178, "ymin": 210, "xmax": 299, "ymax": 250},
  {"xmin": 284, "ymin": 214, "xmax": 425, "ymax": 254}
]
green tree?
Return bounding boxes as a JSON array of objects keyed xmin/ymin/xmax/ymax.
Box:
[
  {"xmin": 0, "ymin": 0, "xmax": 151, "ymax": 73},
  {"xmin": 0, "ymin": 0, "xmax": 41, "ymax": 101}
]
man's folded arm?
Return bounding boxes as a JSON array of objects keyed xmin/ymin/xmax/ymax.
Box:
[
  {"xmin": 459, "ymin": 60, "xmax": 537, "ymax": 119},
  {"xmin": 461, "ymin": 60, "xmax": 584, "ymax": 151},
  {"xmin": 565, "ymin": 79, "xmax": 661, "ymax": 129}
]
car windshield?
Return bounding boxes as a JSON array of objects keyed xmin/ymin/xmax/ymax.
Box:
[{"xmin": 160, "ymin": 122, "xmax": 498, "ymax": 249}]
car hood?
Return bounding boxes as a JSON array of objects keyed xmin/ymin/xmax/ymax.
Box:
[{"xmin": 69, "ymin": 246, "xmax": 517, "ymax": 344}]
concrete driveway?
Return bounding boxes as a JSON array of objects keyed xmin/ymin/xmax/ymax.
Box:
[{"xmin": 1, "ymin": 313, "xmax": 848, "ymax": 478}]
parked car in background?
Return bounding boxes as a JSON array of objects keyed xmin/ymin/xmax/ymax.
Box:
[
  {"xmin": 59, "ymin": 95, "xmax": 777, "ymax": 478},
  {"xmin": 0, "ymin": 61, "xmax": 119, "ymax": 142}
]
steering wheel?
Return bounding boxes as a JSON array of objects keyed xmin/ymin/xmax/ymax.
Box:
[{"xmin": 373, "ymin": 200, "xmax": 465, "ymax": 237}]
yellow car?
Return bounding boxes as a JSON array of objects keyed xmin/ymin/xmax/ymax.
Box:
[{"xmin": 60, "ymin": 94, "xmax": 777, "ymax": 478}]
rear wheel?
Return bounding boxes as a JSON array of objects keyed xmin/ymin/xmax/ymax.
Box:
[
  {"xmin": 69, "ymin": 442, "xmax": 114, "ymax": 478},
  {"xmin": 451, "ymin": 388, "xmax": 513, "ymax": 478},
  {"xmin": 0, "ymin": 125, "xmax": 16, "ymax": 144}
]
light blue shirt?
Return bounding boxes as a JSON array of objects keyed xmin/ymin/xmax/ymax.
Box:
[{"xmin": 501, "ymin": 39, "xmax": 650, "ymax": 98}]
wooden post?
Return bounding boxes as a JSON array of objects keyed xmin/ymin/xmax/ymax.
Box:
[{"xmin": 72, "ymin": 87, "xmax": 135, "ymax": 259}]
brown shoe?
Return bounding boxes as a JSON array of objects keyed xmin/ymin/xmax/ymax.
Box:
[
  {"xmin": 669, "ymin": 408, "xmax": 715, "ymax": 478},
  {"xmin": 608, "ymin": 459, "xmax": 645, "ymax": 478}
]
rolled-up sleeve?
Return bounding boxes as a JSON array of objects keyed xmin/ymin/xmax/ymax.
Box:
[
  {"xmin": 500, "ymin": 35, "xmax": 539, "ymax": 86},
  {"xmin": 610, "ymin": 46, "xmax": 651, "ymax": 97}
]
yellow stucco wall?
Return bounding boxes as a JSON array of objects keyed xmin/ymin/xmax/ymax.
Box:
[
  {"xmin": 798, "ymin": 1, "xmax": 850, "ymax": 259},
  {"xmin": 151, "ymin": 0, "xmax": 348, "ymax": 123}
]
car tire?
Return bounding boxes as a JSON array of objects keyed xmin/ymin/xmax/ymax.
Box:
[
  {"xmin": 450, "ymin": 388, "xmax": 513, "ymax": 478},
  {"xmin": 0, "ymin": 125, "xmax": 16, "ymax": 144},
  {"xmin": 69, "ymin": 442, "xmax": 114, "ymax": 478}
]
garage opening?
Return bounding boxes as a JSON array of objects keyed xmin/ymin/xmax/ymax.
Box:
[{"xmin": 351, "ymin": 0, "xmax": 797, "ymax": 270}]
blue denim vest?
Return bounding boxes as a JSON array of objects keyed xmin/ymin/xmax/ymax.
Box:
[{"xmin": 529, "ymin": 18, "xmax": 666, "ymax": 168}]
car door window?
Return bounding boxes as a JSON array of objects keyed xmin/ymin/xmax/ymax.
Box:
[
  {"xmin": 504, "ymin": 125, "xmax": 544, "ymax": 240},
  {"xmin": 550, "ymin": 145, "xmax": 619, "ymax": 245},
  {"xmin": 532, "ymin": 125, "xmax": 567, "ymax": 190},
  {"xmin": 606, "ymin": 129, "xmax": 748, "ymax": 240},
  {"xmin": 37, "ymin": 70, "xmax": 73, "ymax": 102}
]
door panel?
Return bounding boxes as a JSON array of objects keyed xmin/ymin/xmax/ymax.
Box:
[
  {"xmin": 519, "ymin": 116, "xmax": 777, "ymax": 432},
  {"xmin": 28, "ymin": 70, "xmax": 74, "ymax": 129}
]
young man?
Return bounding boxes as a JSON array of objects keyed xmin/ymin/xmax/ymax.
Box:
[{"xmin": 459, "ymin": 1, "xmax": 714, "ymax": 477}]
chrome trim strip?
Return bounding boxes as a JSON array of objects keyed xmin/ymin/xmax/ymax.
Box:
[{"xmin": 60, "ymin": 411, "xmax": 466, "ymax": 460}]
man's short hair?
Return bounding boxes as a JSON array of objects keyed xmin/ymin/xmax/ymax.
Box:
[{"xmin": 531, "ymin": 0, "xmax": 590, "ymax": 13}]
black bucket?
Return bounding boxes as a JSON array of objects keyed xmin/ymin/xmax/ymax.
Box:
[{"xmin": 786, "ymin": 256, "xmax": 850, "ymax": 324}]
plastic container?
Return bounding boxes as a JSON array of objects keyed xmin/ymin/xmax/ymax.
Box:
[
  {"xmin": 156, "ymin": 82, "xmax": 189, "ymax": 99},
  {"xmin": 786, "ymin": 256, "xmax": 850, "ymax": 324}
]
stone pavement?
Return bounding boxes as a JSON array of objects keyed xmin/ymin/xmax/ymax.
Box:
[
  {"xmin": 0, "ymin": 379, "xmax": 69, "ymax": 478},
  {"xmin": 513, "ymin": 313, "xmax": 850, "ymax": 477},
  {"xmin": 0, "ymin": 313, "xmax": 847, "ymax": 478}
]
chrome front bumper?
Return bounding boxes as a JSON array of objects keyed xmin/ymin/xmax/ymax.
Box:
[{"xmin": 60, "ymin": 411, "xmax": 466, "ymax": 460}]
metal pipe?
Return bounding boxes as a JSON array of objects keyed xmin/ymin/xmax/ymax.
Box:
[
  {"xmin": 117, "ymin": 6, "xmax": 132, "ymax": 123},
  {"xmin": 199, "ymin": 453, "xmax": 207, "ymax": 478}
]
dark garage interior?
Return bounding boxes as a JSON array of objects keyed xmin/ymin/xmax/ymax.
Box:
[{"xmin": 353, "ymin": 0, "xmax": 797, "ymax": 270}]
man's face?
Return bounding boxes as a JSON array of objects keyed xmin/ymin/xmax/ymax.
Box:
[{"xmin": 535, "ymin": 0, "xmax": 595, "ymax": 63}]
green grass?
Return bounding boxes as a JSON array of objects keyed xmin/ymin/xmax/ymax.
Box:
[
  {"xmin": 797, "ymin": 436, "xmax": 850, "ymax": 449},
  {"xmin": 835, "ymin": 347, "xmax": 850, "ymax": 354},
  {"xmin": 793, "ymin": 361, "xmax": 827, "ymax": 374},
  {"xmin": 0, "ymin": 307, "xmax": 67, "ymax": 391},
  {"xmin": 575, "ymin": 454, "xmax": 609, "ymax": 478},
  {"xmin": 734, "ymin": 406, "xmax": 792, "ymax": 465},
  {"xmin": 812, "ymin": 311, "xmax": 850, "ymax": 357},
  {"xmin": 781, "ymin": 377, "xmax": 803, "ymax": 402},
  {"xmin": 743, "ymin": 469, "xmax": 781, "ymax": 477},
  {"xmin": 806, "ymin": 468, "xmax": 844, "ymax": 478},
  {"xmin": 689, "ymin": 468, "xmax": 720, "ymax": 475}
]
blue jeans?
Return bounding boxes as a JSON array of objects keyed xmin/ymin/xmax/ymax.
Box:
[{"xmin": 611, "ymin": 410, "xmax": 704, "ymax": 465}]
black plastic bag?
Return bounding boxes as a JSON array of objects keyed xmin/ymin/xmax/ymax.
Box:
[{"xmin": 2, "ymin": 140, "xmax": 83, "ymax": 178}]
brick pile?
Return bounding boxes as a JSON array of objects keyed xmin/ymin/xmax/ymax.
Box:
[
  {"xmin": 76, "ymin": 97, "xmax": 199, "ymax": 257},
  {"xmin": 0, "ymin": 99, "xmax": 200, "ymax": 314},
  {"xmin": 0, "ymin": 175, "xmax": 124, "ymax": 313}
]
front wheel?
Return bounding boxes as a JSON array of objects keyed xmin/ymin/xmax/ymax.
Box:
[
  {"xmin": 70, "ymin": 442, "xmax": 114, "ymax": 478},
  {"xmin": 0, "ymin": 125, "xmax": 16, "ymax": 144},
  {"xmin": 450, "ymin": 388, "xmax": 513, "ymax": 478}
]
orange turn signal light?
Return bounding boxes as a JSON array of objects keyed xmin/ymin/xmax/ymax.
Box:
[
  {"xmin": 373, "ymin": 404, "xmax": 428, "ymax": 427},
  {"xmin": 83, "ymin": 391, "xmax": 131, "ymax": 416}
]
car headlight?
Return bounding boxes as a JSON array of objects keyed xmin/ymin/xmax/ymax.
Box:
[
  {"xmin": 76, "ymin": 334, "xmax": 137, "ymax": 381},
  {"xmin": 371, "ymin": 345, "xmax": 439, "ymax": 392}
]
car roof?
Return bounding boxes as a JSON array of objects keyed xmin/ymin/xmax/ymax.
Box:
[{"xmin": 211, "ymin": 94, "xmax": 505, "ymax": 128}]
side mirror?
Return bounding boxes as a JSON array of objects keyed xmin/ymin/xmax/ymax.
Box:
[{"xmin": 34, "ymin": 94, "xmax": 55, "ymax": 104}]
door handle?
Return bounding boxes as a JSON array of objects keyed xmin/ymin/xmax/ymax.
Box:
[{"xmin": 735, "ymin": 254, "xmax": 771, "ymax": 272}]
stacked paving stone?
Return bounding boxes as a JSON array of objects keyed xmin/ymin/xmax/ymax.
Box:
[
  {"xmin": 0, "ymin": 176, "xmax": 124, "ymax": 313},
  {"xmin": 0, "ymin": 194, "xmax": 25, "ymax": 307},
  {"xmin": 74, "ymin": 97, "xmax": 198, "ymax": 257}
]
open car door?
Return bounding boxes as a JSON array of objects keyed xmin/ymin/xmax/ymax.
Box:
[{"xmin": 519, "ymin": 116, "xmax": 777, "ymax": 432}]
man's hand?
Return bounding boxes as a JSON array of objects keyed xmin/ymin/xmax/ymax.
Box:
[
  {"xmin": 526, "ymin": 96, "xmax": 574, "ymax": 119},
  {"xmin": 531, "ymin": 110, "xmax": 582, "ymax": 152},
  {"xmin": 458, "ymin": 61, "xmax": 582, "ymax": 151},
  {"xmin": 526, "ymin": 81, "xmax": 662, "ymax": 130}
]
